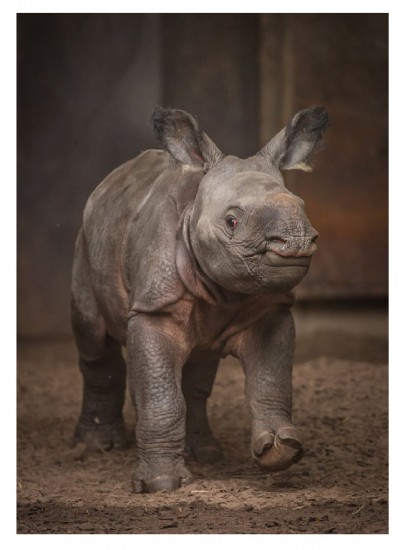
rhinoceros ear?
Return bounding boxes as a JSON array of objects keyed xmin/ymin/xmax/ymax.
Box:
[
  {"xmin": 258, "ymin": 106, "xmax": 329, "ymax": 172},
  {"xmin": 152, "ymin": 107, "xmax": 223, "ymax": 170}
]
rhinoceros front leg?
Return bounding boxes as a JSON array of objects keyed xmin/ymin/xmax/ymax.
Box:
[
  {"xmin": 238, "ymin": 307, "xmax": 304, "ymax": 472},
  {"xmin": 127, "ymin": 314, "xmax": 193, "ymax": 493}
]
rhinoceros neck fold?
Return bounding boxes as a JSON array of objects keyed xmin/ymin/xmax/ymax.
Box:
[{"xmin": 176, "ymin": 206, "xmax": 230, "ymax": 307}]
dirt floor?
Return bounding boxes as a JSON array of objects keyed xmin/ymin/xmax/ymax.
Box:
[{"xmin": 17, "ymin": 302, "xmax": 388, "ymax": 534}]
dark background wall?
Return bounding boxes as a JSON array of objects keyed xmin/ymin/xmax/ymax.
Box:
[{"xmin": 17, "ymin": 13, "xmax": 388, "ymax": 336}]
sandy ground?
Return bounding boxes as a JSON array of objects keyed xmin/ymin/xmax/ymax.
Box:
[{"xmin": 17, "ymin": 302, "xmax": 388, "ymax": 534}]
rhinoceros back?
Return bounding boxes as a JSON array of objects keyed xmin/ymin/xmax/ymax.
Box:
[{"xmin": 80, "ymin": 149, "xmax": 203, "ymax": 340}]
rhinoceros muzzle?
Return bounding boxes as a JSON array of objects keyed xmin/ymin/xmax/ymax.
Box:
[{"xmin": 266, "ymin": 232, "xmax": 318, "ymax": 259}]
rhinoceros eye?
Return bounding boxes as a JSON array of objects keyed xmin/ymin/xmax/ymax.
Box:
[{"xmin": 225, "ymin": 216, "xmax": 238, "ymax": 230}]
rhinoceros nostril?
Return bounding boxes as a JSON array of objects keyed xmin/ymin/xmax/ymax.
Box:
[
  {"xmin": 266, "ymin": 237, "xmax": 290, "ymax": 254},
  {"xmin": 266, "ymin": 234, "xmax": 317, "ymax": 258},
  {"xmin": 268, "ymin": 237, "xmax": 287, "ymax": 248}
]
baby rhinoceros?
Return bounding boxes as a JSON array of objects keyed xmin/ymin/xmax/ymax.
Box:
[{"xmin": 71, "ymin": 106, "xmax": 329, "ymax": 493}]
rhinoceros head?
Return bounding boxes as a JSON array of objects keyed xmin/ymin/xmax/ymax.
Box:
[{"xmin": 152, "ymin": 106, "xmax": 329, "ymax": 294}]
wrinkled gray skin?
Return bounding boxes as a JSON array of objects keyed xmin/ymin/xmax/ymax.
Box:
[{"xmin": 71, "ymin": 106, "xmax": 329, "ymax": 493}]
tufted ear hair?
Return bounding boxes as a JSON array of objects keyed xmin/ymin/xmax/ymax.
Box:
[
  {"xmin": 151, "ymin": 107, "xmax": 223, "ymax": 170},
  {"xmin": 257, "ymin": 106, "xmax": 330, "ymax": 172}
]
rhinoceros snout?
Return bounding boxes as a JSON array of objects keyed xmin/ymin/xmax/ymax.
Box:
[
  {"xmin": 266, "ymin": 230, "xmax": 318, "ymax": 258},
  {"xmin": 259, "ymin": 193, "xmax": 319, "ymax": 259}
]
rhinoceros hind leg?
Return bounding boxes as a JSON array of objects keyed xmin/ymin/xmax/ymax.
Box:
[
  {"xmin": 71, "ymin": 271, "xmax": 127, "ymax": 454},
  {"xmin": 73, "ymin": 415, "xmax": 128, "ymax": 453},
  {"xmin": 71, "ymin": 342, "xmax": 128, "ymax": 454},
  {"xmin": 185, "ymin": 432, "xmax": 223, "ymax": 465},
  {"xmin": 182, "ymin": 352, "xmax": 224, "ymax": 464}
]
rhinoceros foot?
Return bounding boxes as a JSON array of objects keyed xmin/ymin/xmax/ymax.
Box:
[
  {"xmin": 132, "ymin": 457, "xmax": 193, "ymax": 493},
  {"xmin": 185, "ymin": 432, "xmax": 224, "ymax": 464},
  {"xmin": 72, "ymin": 417, "xmax": 128, "ymax": 455},
  {"xmin": 252, "ymin": 426, "xmax": 304, "ymax": 472}
]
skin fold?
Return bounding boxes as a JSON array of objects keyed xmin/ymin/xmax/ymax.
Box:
[{"xmin": 71, "ymin": 106, "xmax": 329, "ymax": 493}]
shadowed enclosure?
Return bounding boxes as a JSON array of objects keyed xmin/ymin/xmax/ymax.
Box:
[
  {"xmin": 17, "ymin": 13, "xmax": 388, "ymax": 336},
  {"xmin": 17, "ymin": 13, "xmax": 388, "ymax": 535}
]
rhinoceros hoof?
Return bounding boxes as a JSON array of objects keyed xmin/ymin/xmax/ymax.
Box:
[
  {"xmin": 252, "ymin": 426, "xmax": 304, "ymax": 472},
  {"xmin": 73, "ymin": 417, "xmax": 128, "ymax": 454},
  {"xmin": 185, "ymin": 432, "xmax": 224, "ymax": 464},
  {"xmin": 132, "ymin": 460, "xmax": 193, "ymax": 493}
]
